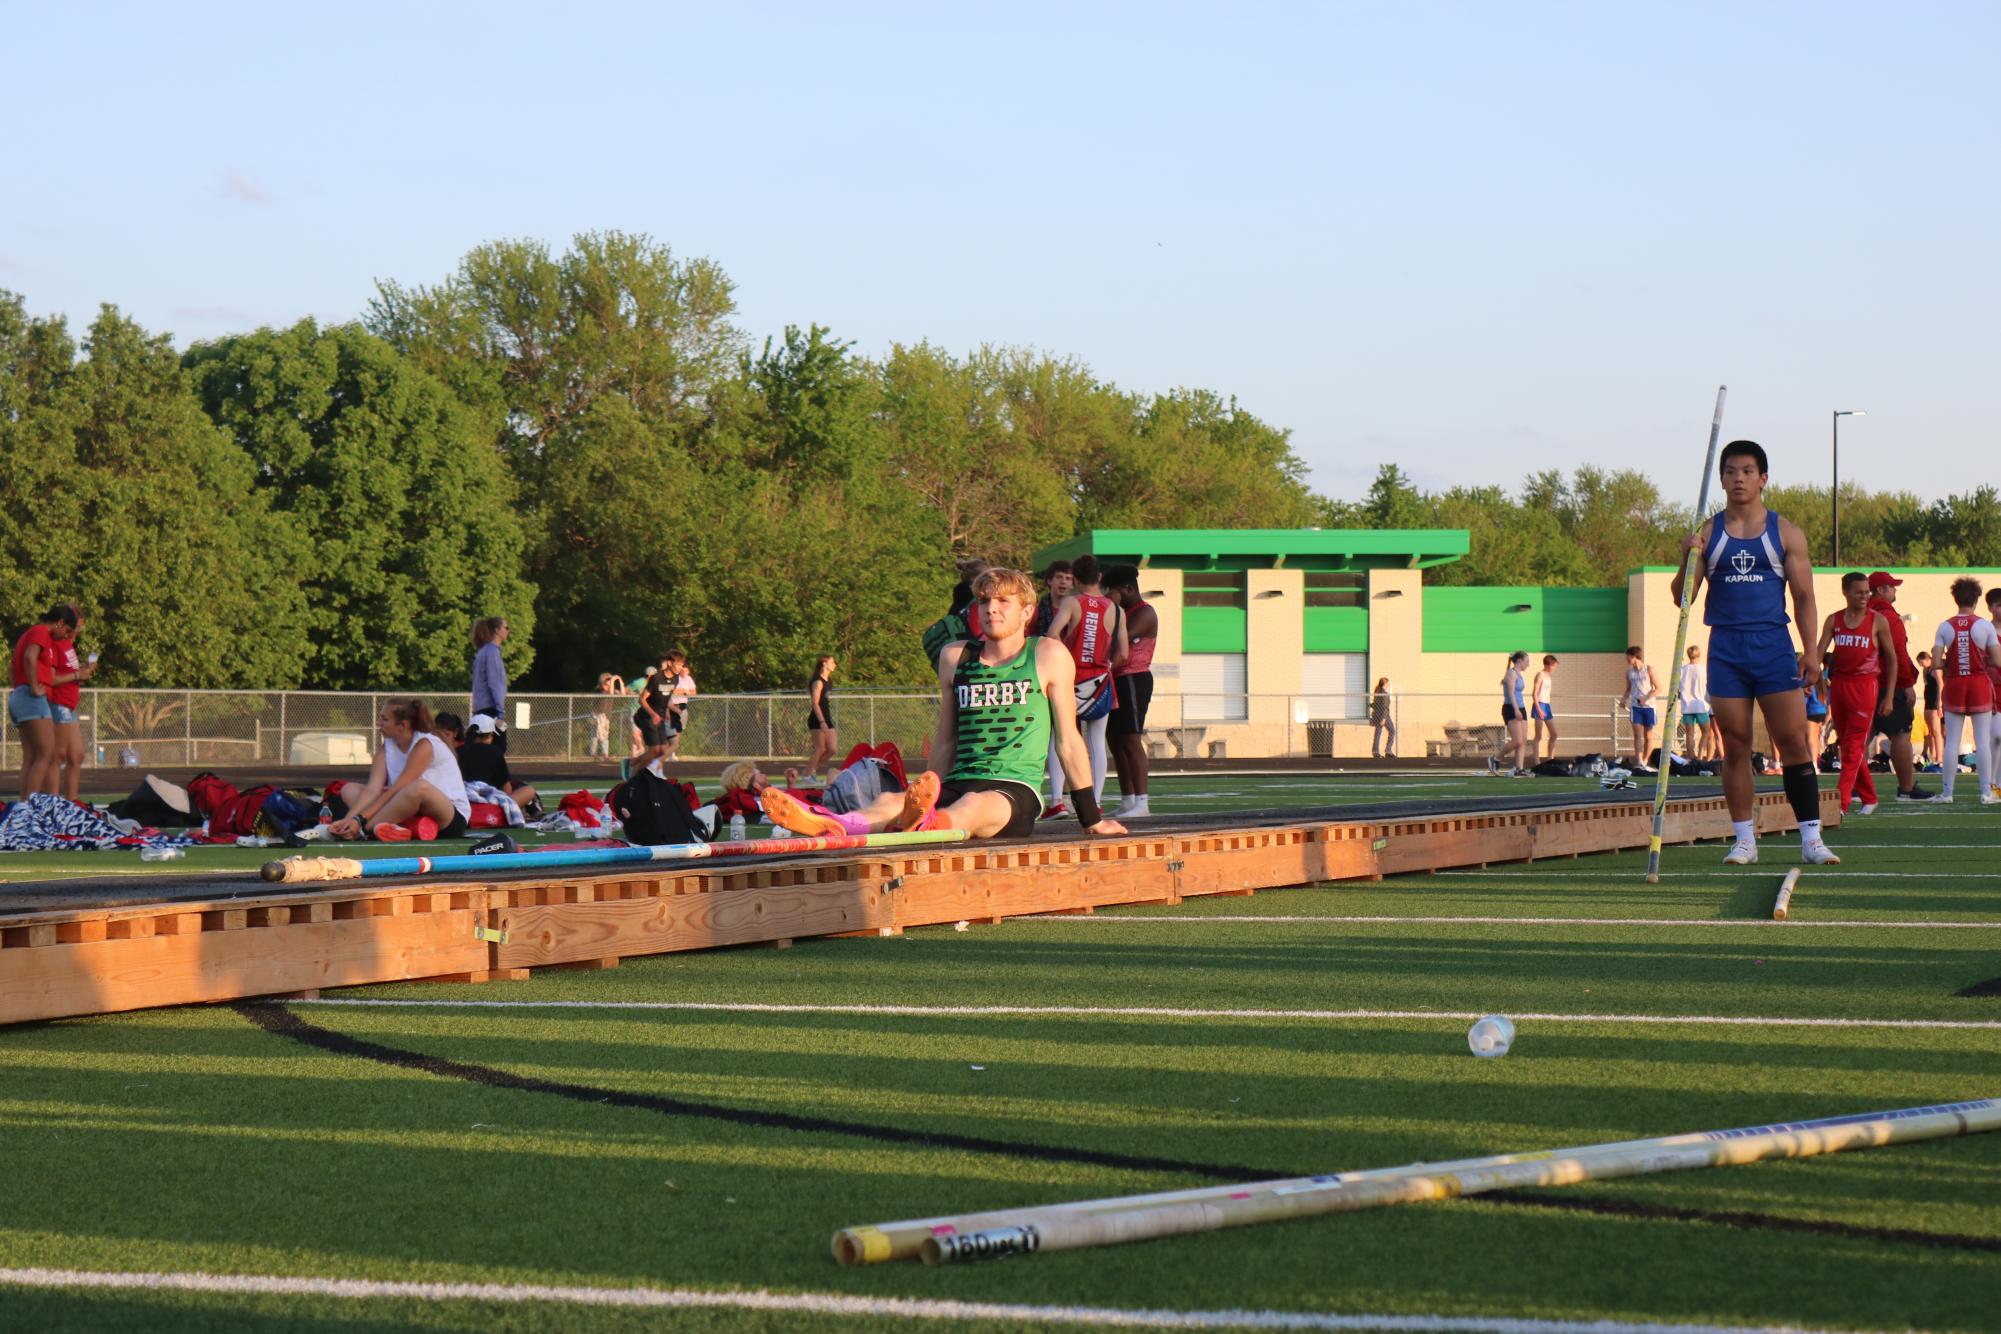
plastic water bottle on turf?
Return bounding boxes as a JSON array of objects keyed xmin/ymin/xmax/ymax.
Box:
[
  {"xmin": 1467, "ymin": 1015, "xmax": 1515, "ymax": 1058},
  {"xmin": 139, "ymin": 846, "xmax": 185, "ymax": 862},
  {"xmin": 728, "ymin": 814, "xmax": 746, "ymax": 841}
]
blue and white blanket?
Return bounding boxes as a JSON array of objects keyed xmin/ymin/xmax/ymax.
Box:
[
  {"xmin": 0, "ymin": 794, "xmax": 198, "ymax": 853},
  {"xmin": 465, "ymin": 781, "xmax": 526, "ymax": 828}
]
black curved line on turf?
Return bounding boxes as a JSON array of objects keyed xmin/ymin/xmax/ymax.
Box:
[
  {"xmin": 1482, "ymin": 1189, "xmax": 2001, "ymax": 1252},
  {"xmin": 1955, "ymin": 976, "xmax": 2001, "ymax": 997},
  {"xmin": 232, "ymin": 1002, "xmax": 1291, "ymax": 1180},
  {"xmin": 237, "ymin": 1003, "xmax": 2001, "ymax": 1257}
]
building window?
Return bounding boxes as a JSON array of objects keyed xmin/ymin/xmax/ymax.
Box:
[
  {"xmin": 1183, "ymin": 653, "xmax": 1248, "ymax": 721},
  {"xmin": 1184, "ymin": 571, "xmax": 1247, "ymax": 608},
  {"xmin": 1303, "ymin": 571, "xmax": 1365, "ymax": 608},
  {"xmin": 1300, "ymin": 652, "xmax": 1369, "ymax": 720}
]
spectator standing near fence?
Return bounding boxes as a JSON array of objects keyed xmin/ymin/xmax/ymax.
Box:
[
  {"xmin": 1930, "ymin": 578, "xmax": 2001, "ymax": 804},
  {"xmin": 1500, "ymin": 652, "xmax": 1531, "ymax": 776},
  {"xmin": 9, "ymin": 605, "xmax": 77, "ymax": 799},
  {"xmin": 1620, "ymin": 646, "xmax": 1661, "ymax": 771},
  {"xmin": 1676, "ymin": 646, "xmax": 1713, "ymax": 762},
  {"xmin": 589, "ymin": 673, "xmax": 624, "ymax": 758},
  {"xmin": 44, "ymin": 604, "xmax": 96, "ymax": 802},
  {"xmin": 1530, "ymin": 655, "xmax": 1559, "ymax": 761},
  {"xmin": 1919, "ymin": 652, "xmax": 1943, "ymax": 769},
  {"xmin": 663, "ymin": 651, "xmax": 697, "ymax": 759},
  {"xmin": 803, "ymin": 655, "xmax": 838, "ymax": 782},
  {"xmin": 1369, "ymin": 677, "xmax": 1396, "ymax": 758},
  {"xmin": 471, "ymin": 616, "xmax": 510, "ymax": 753},
  {"xmin": 1816, "ymin": 573, "xmax": 1894, "ymax": 816},
  {"xmin": 1105, "ymin": 564, "xmax": 1156, "ymax": 818}
]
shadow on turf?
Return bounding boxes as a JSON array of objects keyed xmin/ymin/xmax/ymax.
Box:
[{"xmin": 216, "ymin": 1004, "xmax": 2001, "ymax": 1255}]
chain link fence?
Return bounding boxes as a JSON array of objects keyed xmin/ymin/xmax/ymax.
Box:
[{"xmin": 0, "ymin": 688, "xmax": 1686, "ymax": 772}]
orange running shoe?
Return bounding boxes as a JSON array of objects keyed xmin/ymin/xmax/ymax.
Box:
[
  {"xmin": 896, "ymin": 772, "xmax": 941, "ymax": 832},
  {"xmin": 372, "ymin": 822, "xmax": 414, "ymax": 841},
  {"xmin": 759, "ymin": 787, "xmax": 846, "ymax": 837}
]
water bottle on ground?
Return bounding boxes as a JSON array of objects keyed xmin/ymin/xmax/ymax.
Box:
[
  {"xmin": 728, "ymin": 814, "xmax": 746, "ymax": 841},
  {"xmin": 1467, "ymin": 1015, "xmax": 1515, "ymax": 1058},
  {"xmin": 139, "ymin": 846, "xmax": 185, "ymax": 862}
]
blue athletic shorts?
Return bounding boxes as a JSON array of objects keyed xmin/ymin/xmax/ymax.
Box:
[
  {"xmin": 7, "ymin": 685, "xmax": 50, "ymax": 724},
  {"xmin": 1630, "ymin": 706, "xmax": 1657, "ymax": 728},
  {"xmin": 1684, "ymin": 711, "xmax": 1712, "ymax": 726},
  {"xmin": 1531, "ymin": 703, "xmax": 1553, "ymax": 721},
  {"xmin": 50, "ymin": 703, "xmax": 76, "ymax": 724},
  {"xmin": 1707, "ymin": 626, "xmax": 1802, "ymax": 700}
]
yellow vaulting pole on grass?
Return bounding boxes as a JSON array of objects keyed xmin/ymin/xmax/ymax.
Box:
[
  {"xmin": 834, "ymin": 1097, "xmax": 2001, "ymax": 1265},
  {"xmin": 1773, "ymin": 867, "xmax": 1801, "ymax": 920},
  {"xmin": 1647, "ymin": 385, "xmax": 1728, "ymax": 884}
]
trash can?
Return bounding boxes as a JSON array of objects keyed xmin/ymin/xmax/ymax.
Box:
[{"xmin": 1306, "ymin": 721, "xmax": 1337, "ymax": 758}]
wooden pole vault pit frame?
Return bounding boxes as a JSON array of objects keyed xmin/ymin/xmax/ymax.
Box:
[{"xmin": 0, "ymin": 789, "xmax": 1839, "ymax": 1026}]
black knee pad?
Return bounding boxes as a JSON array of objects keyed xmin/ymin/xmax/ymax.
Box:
[{"xmin": 1782, "ymin": 762, "xmax": 1819, "ymax": 822}]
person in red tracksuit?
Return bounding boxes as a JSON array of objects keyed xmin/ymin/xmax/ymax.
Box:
[{"xmin": 1815, "ymin": 573, "xmax": 1895, "ymax": 816}]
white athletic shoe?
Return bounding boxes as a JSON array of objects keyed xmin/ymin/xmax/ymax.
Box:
[
  {"xmin": 1800, "ymin": 841, "xmax": 1842, "ymax": 866},
  {"xmin": 1112, "ymin": 795, "xmax": 1150, "ymax": 818},
  {"xmin": 1930, "ymin": 793, "xmax": 1957, "ymax": 804},
  {"xmin": 1982, "ymin": 794, "xmax": 2001, "ymax": 807},
  {"xmin": 1721, "ymin": 841, "xmax": 1758, "ymax": 866},
  {"xmin": 1858, "ymin": 802, "xmax": 1878, "ymax": 816}
]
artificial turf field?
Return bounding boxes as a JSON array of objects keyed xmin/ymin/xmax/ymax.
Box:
[{"xmin": 1, "ymin": 771, "xmax": 1996, "ymax": 1332}]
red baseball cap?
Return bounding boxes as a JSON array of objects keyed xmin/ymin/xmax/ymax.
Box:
[{"xmin": 1867, "ymin": 571, "xmax": 1902, "ymax": 588}]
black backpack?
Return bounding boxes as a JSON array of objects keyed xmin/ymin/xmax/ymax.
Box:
[{"xmin": 607, "ymin": 768, "xmax": 708, "ymax": 847}]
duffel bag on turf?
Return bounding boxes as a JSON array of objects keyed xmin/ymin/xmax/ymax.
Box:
[{"xmin": 608, "ymin": 769, "xmax": 709, "ymax": 846}]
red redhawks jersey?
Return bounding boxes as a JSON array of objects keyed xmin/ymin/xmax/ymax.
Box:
[{"xmin": 1940, "ymin": 613, "xmax": 1996, "ymax": 678}]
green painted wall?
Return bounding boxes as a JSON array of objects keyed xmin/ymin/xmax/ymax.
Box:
[
  {"xmin": 1303, "ymin": 606, "xmax": 1369, "ymax": 652},
  {"xmin": 1183, "ymin": 606, "xmax": 1248, "ymax": 653},
  {"xmin": 1422, "ymin": 587, "xmax": 1627, "ymax": 653}
]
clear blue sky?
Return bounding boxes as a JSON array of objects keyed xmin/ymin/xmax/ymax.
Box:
[{"xmin": 6, "ymin": 1, "xmax": 1995, "ymax": 504}]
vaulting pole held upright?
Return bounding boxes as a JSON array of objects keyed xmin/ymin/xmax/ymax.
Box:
[{"xmin": 1647, "ymin": 385, "xmax": 1728, "ymax": 884}]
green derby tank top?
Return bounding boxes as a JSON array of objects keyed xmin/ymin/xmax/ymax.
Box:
[{"xmin": 948, "ymin": 639, "xmax": 1049, "ymax": 789}]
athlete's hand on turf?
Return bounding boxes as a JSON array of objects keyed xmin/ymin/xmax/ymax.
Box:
[{"xmin": 1086, "ymin": 818, "xmax": 1128, "ymax": 836}]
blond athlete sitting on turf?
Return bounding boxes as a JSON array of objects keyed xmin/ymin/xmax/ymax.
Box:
[{"xmin": 764, "ymin": 567, "xmax": 1127, "ymax": 840}]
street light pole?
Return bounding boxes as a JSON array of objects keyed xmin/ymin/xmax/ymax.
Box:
[{"xmin": 1832, "ymin": 410, "xmax": 1865, "ymax": 565}]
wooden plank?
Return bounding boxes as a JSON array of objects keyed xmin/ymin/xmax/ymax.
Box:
[
  {"xmin": 0, "ymin": 910, "xmax": 486, "ymax": 1026},
  {"xmin": 494, "ymin": 880, "xmax": 886, "ymax": 968}
]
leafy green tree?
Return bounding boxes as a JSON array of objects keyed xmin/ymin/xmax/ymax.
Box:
[
  {"xmin": 1362, "ymin": 463, "xmax": 1429, "ymax": 529},
  {"xmin": 0, "ymin": 297, "xmax": 309, "ymax": 687},
  {"xmin": 185, "ymin": 320, "xmax": 535, "ymax": 689},
  {"xmin": 366, "ymin": 231, "xmax": 741, "ymax": 481}
]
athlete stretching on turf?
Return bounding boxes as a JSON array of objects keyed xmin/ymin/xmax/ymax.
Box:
[
  {"xmin": 1671, "ymin": 440, "xmax": 1834, "ymax": 866},
  {"xmin": 764, "ymin": 567, "xmax": 1127, "ymax": 840}
]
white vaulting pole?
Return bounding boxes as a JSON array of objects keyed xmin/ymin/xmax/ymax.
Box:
[
  {"xmin": 1647, "ymin": 385, "xmax": 1728, "ymax": 884},
  {"xmin": 834, "ymin": 1097, "xmax": 2000, "ymax": 1265},
  {"xmin": 1773, "ymin": 868, "xmax": 1801, "ymax": 920}
]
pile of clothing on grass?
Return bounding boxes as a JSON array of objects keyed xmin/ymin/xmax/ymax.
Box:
[{"xmin": 0, "ymin": 792, "xmax": 200, "ymax": 854}]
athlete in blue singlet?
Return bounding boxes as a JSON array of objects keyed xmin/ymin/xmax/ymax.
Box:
[{"xmin": 1671, "ymin": 440, "xmax": 1833, "ymax": 867}]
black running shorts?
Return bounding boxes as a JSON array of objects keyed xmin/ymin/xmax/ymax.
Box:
[
  {"xmin": 1108, "ymin": 672, "xmax": 1154, "ymax": 738},
  {"xmin": 938, "ymin": 778, "xmax": 1041, "ymax": 838}
]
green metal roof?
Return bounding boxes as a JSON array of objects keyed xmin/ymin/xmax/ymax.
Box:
[{"xmin": 1035, "ymin": 529, "xmax": 1470, "ymax": 572}]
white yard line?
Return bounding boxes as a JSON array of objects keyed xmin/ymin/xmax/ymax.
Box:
[
  {"xmin": 1435, "ymin": 870, "xmax": 2001, "ymax": 880},
  {"xmin": 1008, "ymin": 914, "xmax": 2000, "ymax": 930},
  {"xmin": 0, "ymin": 1267, "xmax": 1852, "ymax": 1333},
  {"xmin": 284, "ymin": 999, "xmax": 2001, "ymax": 1031}
]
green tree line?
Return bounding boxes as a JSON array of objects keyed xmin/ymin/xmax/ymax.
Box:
[{"xmin": 3, "ymin": 232, "xmax": 1996, "ymax": 690}]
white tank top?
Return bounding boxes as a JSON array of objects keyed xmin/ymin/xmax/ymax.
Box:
[
  {"xmin": 385, "ymin": 730, "xmax": 471, "ymax": 819},
  {"xmin": 1628, "ymin": 665, "xmax": 1652, "ymax": 704}
]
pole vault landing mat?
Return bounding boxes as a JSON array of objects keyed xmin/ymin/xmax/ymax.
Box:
[{"xmin": 0, "ymin": 785, "xmax": 1840, "ymax": 1026}]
